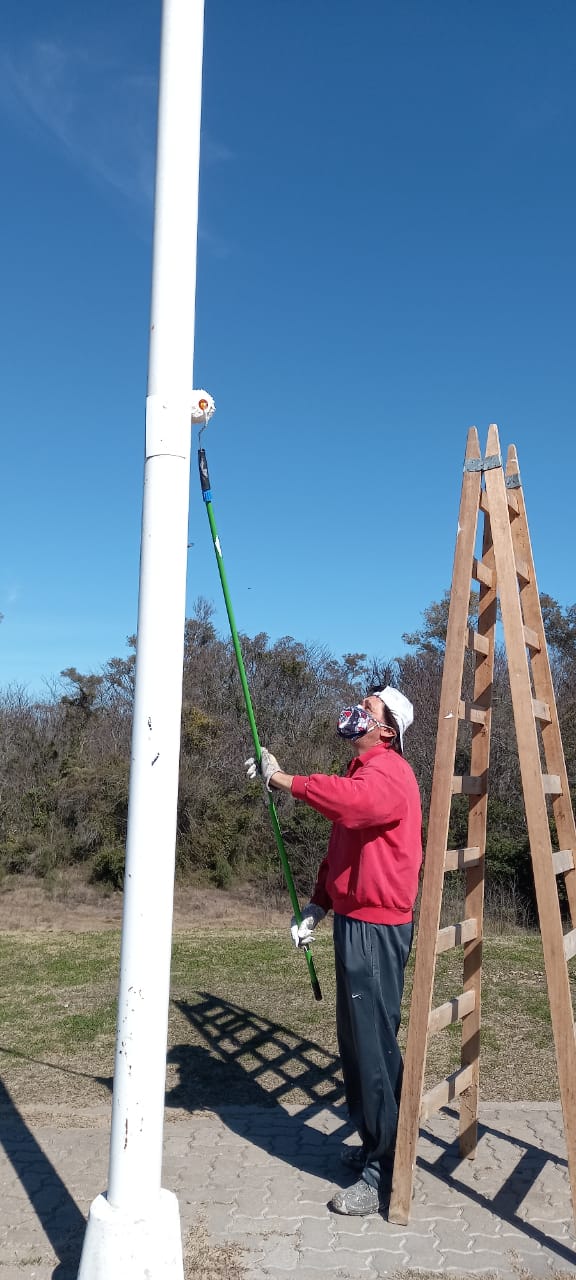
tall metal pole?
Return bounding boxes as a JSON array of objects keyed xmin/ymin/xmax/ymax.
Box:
[{"xmin": 77, "ymin": 1, "xmax": 204, "ymax": 1275}]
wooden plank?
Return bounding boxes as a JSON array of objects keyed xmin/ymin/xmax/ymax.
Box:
[
  {"xmin": 490, "ymin": 432, "xmax": 576, "ymax": 1220},
  {"xmin": 563, "ymin": 930, "xmax": 576, "ymax": 962},
  {"xmin": 460, "ymin": 492, "xmax": 495, "ymax": 1159},
  {"xmin": 505, "ymin": 441, "xmax": 576, "ymax": 953},
  {"xmin": 472, "ymin": 557, "xmax": 493, "ymax": 588},
  {"xmin": 389, "ymin": 428, "xmax": 483, "ymax": 1229},
  {"xmin": 452, "ymin": 775, "xmax": 485, "ymax": 796},
  {"xmin": 420, "ymin": 1066, "xmax": 475, "ymax": 1121},
  {"xmin": 553, "ymin": 850, "xmax": 575, "ymax": 875},
  {"xmin": 467, "ymin": 628, "xmax": 490, "ymax": 656},
  {"xmin": 444, "ymin": 846, "xmax": 482, "ymax": 871},
  {"xmin": 542, "ymin": 775, "xmax": 562, "ymax": 796},
  {"xmin": 533, "ymin": 698, "xmax": 552, "ymax": 724},
  {"xmin": 515, "ymin": 555, "xmax": 530, "ymax": 584},
  {"xmin": 458, "ymin": 700, "xmax": 488, "ymax": 725},
  {"xmin": 428, "ymin": 990, "xmax": 476, "ymax": 1035},
  {"xmin": 479, "ymin": 487, "xmax": 521, "ymax": 517},
  {"xmin": 436, "ymin": 918, "xmax": 478, "ymax": 953},
  {"xmin": 523, "ymin": 625, "xmax": 541, "ymax": 652}
]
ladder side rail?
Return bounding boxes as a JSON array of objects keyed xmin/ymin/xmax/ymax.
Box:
[
  {"xmin": 389, "ymin": 427, "xmax": 483, "ymax": 1225},
  {"xmin": 460, "ymin": 513, "xmax": 496, "ymax": 1157},
  {"xmin": 484, "ymin": 427, "xmax": 576, "ymax": 1216},
  {"xmin": 505, "ymin": 444, "xmax": 576, "ymax": 929}
]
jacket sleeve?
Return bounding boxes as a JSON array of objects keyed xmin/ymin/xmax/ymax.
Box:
[
  {"xmin": 291, "ymin": 761, "xmax": 407, "ymax": 828},
  {"xmin": 310, "ymin": 848, "xmax": 333, "ymax": 914}
]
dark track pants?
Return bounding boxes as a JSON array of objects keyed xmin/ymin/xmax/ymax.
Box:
[{"xmin": 333, "ymin": 913, "xmax": 413, "ymax": 1191}]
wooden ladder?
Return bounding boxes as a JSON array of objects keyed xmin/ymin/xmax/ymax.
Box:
[{"xmin": 389, "ymin": 423, "xmax": 576, "ymax": 1225}]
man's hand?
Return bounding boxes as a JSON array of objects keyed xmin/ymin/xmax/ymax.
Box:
[
  {"xmin": 245, "ymin": 747, "xmax": 282, "ymax": 792},
  {"xmin": 290, "ymin": 902, "xmax": 326, "ymax": 949}
]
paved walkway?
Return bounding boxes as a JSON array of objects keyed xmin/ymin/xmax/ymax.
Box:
[{"xmin": 0, "ymin": 1101, "xmax": 575, "ymax": 1278}]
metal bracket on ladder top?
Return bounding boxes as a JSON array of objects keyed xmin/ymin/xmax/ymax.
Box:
[{"xmin": 463, "ymin": 452, "xmax": 502, "ymax": 474}]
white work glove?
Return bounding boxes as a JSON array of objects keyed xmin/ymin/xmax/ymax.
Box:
[
  {"xmin": 290, "ymin": 902, "xmax": 326, "ymax": 949},
  {"xmin": 245, "ymin": 746, "xmax": 282, "ymax": 792}
]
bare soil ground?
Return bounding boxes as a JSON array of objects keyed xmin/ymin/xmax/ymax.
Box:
[{"xmin": 0, "ymin": 874, "xmax": 288, "ymax": 932}]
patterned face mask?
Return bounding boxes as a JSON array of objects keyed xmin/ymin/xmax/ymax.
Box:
[{"xmin": 337, "ymin": 705, "xmax": 382, "ymax": 739}]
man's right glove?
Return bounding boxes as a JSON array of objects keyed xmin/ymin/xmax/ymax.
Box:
[
  {"xmin": 290, "ymin": 902, "xmax": 326, "ymax": 949},
  {"xmin": 245, "ymin": 747, "xmax": 281, "ymax": 792}
]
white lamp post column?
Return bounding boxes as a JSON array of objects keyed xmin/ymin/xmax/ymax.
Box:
[{"xmin": 77, "ymin": 1, "xmax": 205, "ymax": 1275}]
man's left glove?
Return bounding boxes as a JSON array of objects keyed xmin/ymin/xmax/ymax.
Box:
[
  {"xmin": 290, "ymin": 902, "xmax": 326, "ymax": 948},
  {"xmin": 245, "ymin": 746, "xmax": 282, "ymax": 792}
]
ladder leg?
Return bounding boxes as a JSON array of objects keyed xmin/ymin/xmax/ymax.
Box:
[
  {"xmin": 389, "ymin": 428, "xmax": 483, "ymax": 1225},
  {"xmin": 460, "ymin": 512, "xmax": 495, "ymax": 1157},
  {"xmin": 485, "ymin": 426, "xmax": 576, "ymax": 1222},
  {"xmin": 504, "ymin": 444, "xmax": 576, "ymax": 929}
]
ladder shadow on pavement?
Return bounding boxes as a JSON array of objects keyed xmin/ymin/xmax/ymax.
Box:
[
  {"xmin": 0, "ymin": 1076, "xmax": 86, "ymax": 1280},
  {"xmin": 421, "ymin": 1107, "xmax": 576, "ymax": 1268},
  {"xmin": 165, "ymin": 1001, "xmax": 576, "ymax": 1260},
  {"xmin": 166, "ymin": 994, "xmax": 352, "ymax": 1184}
]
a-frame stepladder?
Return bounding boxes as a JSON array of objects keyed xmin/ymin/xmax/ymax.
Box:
[{"xmin": 389, "ymin": 423, "xmax": 576, "ymax": 1225}]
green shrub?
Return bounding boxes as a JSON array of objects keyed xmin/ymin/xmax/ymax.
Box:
[{"xmin": 90, "ymin": 845, "xmax": 125, "ymax": 891}]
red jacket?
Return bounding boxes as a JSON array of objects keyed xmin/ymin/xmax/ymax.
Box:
[{"xmin": 291, "ymin": 743, "xmax": 422, "ymax": 925}]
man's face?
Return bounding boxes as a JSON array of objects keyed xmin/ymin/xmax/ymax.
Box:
[
  {"xmin": 362, "ymin": 695, "xmax": 386, "ymax": 722},
  {"xmin": 355, "ymin": 696, "xmax": 395, "ymax": 749}
]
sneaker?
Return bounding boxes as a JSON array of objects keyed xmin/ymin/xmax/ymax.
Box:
[
  {"xmin": 340, "ymin": 1145, "xmax": 366, "ymax": 1171},
  {"xmin": 329, "ymin": 1178, "xmax": 381, "ymax": 1216}
]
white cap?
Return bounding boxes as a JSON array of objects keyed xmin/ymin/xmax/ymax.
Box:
[{"xmin": 373, "ymin": 687, "xmax": 414, "ymax": 748}]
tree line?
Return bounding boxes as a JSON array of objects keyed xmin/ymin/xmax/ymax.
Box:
[{"xmin": 1, "ymin": 592, "xmax": 576, "ymax": 919}]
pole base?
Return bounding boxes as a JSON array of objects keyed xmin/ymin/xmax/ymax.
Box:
[{"xmin": 76, "ymin": 1188, "xmax": 184, "ymax": 1280}]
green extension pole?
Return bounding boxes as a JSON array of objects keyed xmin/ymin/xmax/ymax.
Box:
[{"xmin": 198, "ymin": 442, "xmax": 322, "ymax": 1001}]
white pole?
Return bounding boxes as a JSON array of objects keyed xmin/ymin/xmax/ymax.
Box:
[{"xmin": 77, "ymin": 1, "xmax": 205, "ymax": 1275}]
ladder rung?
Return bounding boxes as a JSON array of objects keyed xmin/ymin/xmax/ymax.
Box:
[
  {"xmin": 515, "ymin": 556, "xmax": 530, "ymax": 584},
  {"xmin": 458, "ymin": 700, "xmax": 488, "ymax": 725},
  {"xmin": 452, "ymin": 775, "xmax": 485, "ymax": 796},
  {"xmin": 472, "ymin": 557, "xmax": 493, "ymax": 588},
  {"xmin": 542, "ymin": 774, "xmax": 562, "ymax": 796},
  {"xmin": 436, "ymin": 918, "xmax": 478, "ymax": 954},
  {"xmin": 444, "ymin": 846, "xmax": 482, "ymax": 871},
  {"xmin": 564, "ymin": 930, "xmax": 576, "ymax": 962},
  {"xmin": 421, "ymin": 1065, "xmax": 475, "ymax": 1121},
  {"xmin": 533, "ymin": 698, "xmax": 552, "ymax": 724},
  {"xmin": 523, "ymin": 625, "xmax": 541, "ymax": 652},
  {"xmin": 428, "ymin": 990, "xmax": 476, "ymax": 1035},
  {"xmin": 553, "ymin": 849, "xmax": 575, "ymax": 875},
  {"xmin": 466, "ymin": 628, "xmax": 490, "ymax": 656}
]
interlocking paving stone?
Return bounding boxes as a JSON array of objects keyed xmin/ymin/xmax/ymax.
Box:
[
  {"xmin": 303, "ymin": 1246, "xmax": 378, "ymax": 1271},
  {"xmin": 298, "ymin": 1217, "xmax": 339, "ymax": 1248},
  {"xmin": 243, "ymin": 1271, "xmax": 371, "ymax": 1280},
  {"xmin": 0, "ymin": 1269, "xmax": 57, "ymax": 1280},
  {"xmin": 249, "ymin": 1235, "xmax": 300, "ymax": 1268},
  {"xmin": 1, "ymin": 1102, "xmax": 576, "ymax": 1277},
  {"xmin": 442, "ymin": 1249, "xmax": 507, "ymax": 1272}
]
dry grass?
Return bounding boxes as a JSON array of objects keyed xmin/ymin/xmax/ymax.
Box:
[
  {"xmin": 184, "ymin": 1223, "xmax": 245, "ymax": 1280},
  {"xmin": 0, "ymin": 911, "xmax": 572, "ymax": 1119}
]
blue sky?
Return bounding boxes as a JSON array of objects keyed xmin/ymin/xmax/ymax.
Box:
[{"xmin": 2, "ymin": 0, "xmax": 575, "ymax": 695}]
